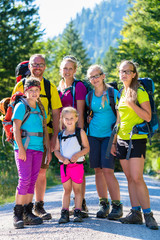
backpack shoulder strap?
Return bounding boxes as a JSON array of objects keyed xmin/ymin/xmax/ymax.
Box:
[
  {"xmin": 87, "ymin": 90, "xmax": 93, "ymax": 112},
  {"xmin": 58, "ymin": 130, "xmax": 63, "ymax": 142},
  {"xmin": 108, "ymin": 87, "xmax": 116, "ymax": 116},
  {"xmin": 72, "ymin": 79, "xmax": 81, "ymax": 107},
  {"xmin": 43, "ymin": 78, "xmax": 51, "ymax": 109},
  {"xmin": 17, "ymin": 96, "xmax": 31, "ymax": 124},
  {"xmin": 75, "ymin": 127, "xmax": 82, "ymax": 149},
  {"xmin": 22, "ymin": 78, "xmax": 26, "ymax": 89}
]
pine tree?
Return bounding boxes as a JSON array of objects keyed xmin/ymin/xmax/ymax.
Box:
[
  {"xmin": 43, "ymin": 21, "xmax": 91, "ymax": 85},
  {"xmin": 60, "ymin": 20, "xmax": 90, "ymax": 80},
  {"xmin": 0, "ymin": 0, "xmax": 42, "ymax": 97},
  {"xmin": 117, "ymin": 0, "xmax": 160, "ymax": 85}
]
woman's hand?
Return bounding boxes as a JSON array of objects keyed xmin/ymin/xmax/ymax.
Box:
[
  {"xmin": 125, "ymin": 100, "xmax": 151, "ymax": 122},
  {"xmin": 87, "ymin": 115, "xmax": 92, "ymax": 124},
  {"xmin": 111, "ymin": 143, "xmax": 117, "ymax": 156}
]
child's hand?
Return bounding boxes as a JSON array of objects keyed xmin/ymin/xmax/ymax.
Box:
[
  {"xmin": 63, "ymin": 158, "xmax": 70, "ymax": 165},
  {"xmin": 70, "ymin": 153, "xmax": 79, "ymax": 163},
  {"xmin": 18, "ymin": 147, "xmax": 26, "ymax": 161}
]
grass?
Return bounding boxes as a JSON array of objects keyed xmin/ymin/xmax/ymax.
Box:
[{"xmin": 0, "ymin": 169, "xmax": 61, "ymax": 206}]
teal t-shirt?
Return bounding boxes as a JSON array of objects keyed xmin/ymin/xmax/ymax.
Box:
[
  {"xmin": 86, "ymin": 89, "xmax": 118, "ymax": 138},
  {"xmin": 12, "ymin": 101, "xmax": 46, "ymax": 152}
]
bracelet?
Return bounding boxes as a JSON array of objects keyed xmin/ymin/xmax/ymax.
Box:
[{"xmin": 112, "ymin": 143, "xmax": 116, "ymax": 145}]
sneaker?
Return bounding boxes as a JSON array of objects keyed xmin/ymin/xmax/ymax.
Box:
[
  {"xmin": 96, "ymin": 201, "xmax": 110, "ymax": 218},
  {"xmin": 13, "ymin": 205, "xmax": 24, "ymax": 229},
  {"xmin": 59, "ymin": 209, "xmax": 70, "ymax": 224},
  {"xmin": 23, "ymin": 202, "xmax": 43, "ymax": 225},
  {"xmin": 73, "ymin": 209, "xmax": 83, "ymax": 222},
  {"xmin": 108, "ymin": 203, "xmax": 123, "ymax": 220},
  {"xmin": 144, "ymin": 212, "xmax": 159, "ymax": 230},
  {"xmin": 81, "ymin": 199, "xmax": 89, "ymax": 218},
  {"xmin": 119, "ymin": 209, "xmax": 143, "ymax": 224},
  {"xmin": 34, "ymin": 201, "xmax": 52, "ymax": 220}
]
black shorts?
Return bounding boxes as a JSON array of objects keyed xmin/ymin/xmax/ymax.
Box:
[
  {"xmin": 88, "ymin": 136, "xmax": 115, "ymax": 169},
  {"xmin": 116, "ymin": 138, "xmax": 147, "ymax": 160}
]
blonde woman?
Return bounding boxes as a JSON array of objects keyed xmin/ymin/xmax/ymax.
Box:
[{"xmin": 86, "ymin": 64, "xmax": 123, "ymax": 220}]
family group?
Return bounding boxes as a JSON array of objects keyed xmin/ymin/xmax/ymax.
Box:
[{"xmin": 6, "ymin": 54, "xmax": 158, "ymax": 230}]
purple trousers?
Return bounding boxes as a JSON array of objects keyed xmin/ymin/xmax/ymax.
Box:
[{"xmin": 15, "ymin": 149, "xmax": 43, "ymax": 195}]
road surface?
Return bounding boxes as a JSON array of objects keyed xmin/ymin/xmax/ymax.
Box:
[{"xmin": 0, "ymin": 173, "xmax": 160, "ymax": 240}]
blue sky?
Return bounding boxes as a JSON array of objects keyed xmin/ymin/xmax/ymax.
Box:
[{"xmin": 35, "ymin": 0, "xmax": 103, "ymax": 39}]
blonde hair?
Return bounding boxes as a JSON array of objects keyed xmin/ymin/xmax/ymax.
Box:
[
  {"xmin": 87, "ymin": 64, "xmax": 110, "ymax": 108},
  {"xmin": 58, "ymin": 56, "xmax": 78, "ymax": 91},
  {"xmin": 118, "ymin": 60, "xmax": 140, "ymax": 102},
  {"xmin": 60, "ymin": 107, "xmax": 78, "ymax": 130}
]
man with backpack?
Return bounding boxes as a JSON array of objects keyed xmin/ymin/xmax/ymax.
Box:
[{"xmin": 12, "ymin": 54, "xmax": 62, "ymax": 221}]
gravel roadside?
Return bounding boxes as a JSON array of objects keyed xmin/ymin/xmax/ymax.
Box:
[{"xmin": 0, "ymin": 173, "xmax": 160, "ymax": 240}]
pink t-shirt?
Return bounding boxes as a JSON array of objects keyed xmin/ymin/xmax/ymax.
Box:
[{"xmin": 59, "ymin": 81, "xmax": 87, "ymax": 109}]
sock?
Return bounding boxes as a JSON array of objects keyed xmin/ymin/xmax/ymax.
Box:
[
  {"xmin": 132, "ymin": 206, "xmax": 141, "ymax": 211},
  {"xmin": 99, "ymin": 198, "xmax": 109, "ymax": 204},
  {"xmin": 75, "ymin": 208, "xmax": 81, "ymax": 211},
  {"xmin": 112, "ymin": 200, "xmax": 122, "ymax": 206},
  {"xmin": 143, "ymin": 208, "xmax": 151, "ymax": 214},
  {"xmin": 62, "ymin": 208, "xmax": 69, "ymax": 211}
]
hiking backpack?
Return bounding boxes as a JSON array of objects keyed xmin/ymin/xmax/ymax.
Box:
[
  {"xmin": 106, "ymin": 77, "xmax": 159, "ymax": 160},
  {"xmin": 58, "ymin": 127, "xmax": 83, "ymax": 175},
  {"xmin": 58, "ymin": 127, "xmax": 82, "ymax": 151},
  {"xmin": 0, "ymin": 91, "xmax": 43, "ymax": 148},
  {"xmin": 15, "ymin": 61, "xmax": 31, "ymax": 83}
]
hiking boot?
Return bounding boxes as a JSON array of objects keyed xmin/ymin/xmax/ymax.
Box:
[
  {"xmin": 23, "ymin": 202, "xmax": 43, "ymax": 225},
  {"xmin": 119, "ymin": 209, "xmax": 143, "ymax": 224},
  {"xmin": 70, "ymin": 198, "xmax": 89, "ymax": 217},
  {"xmin": 34, "ymin": 201, "xmax": 52, "ymax": 220},
  {"xmin": 96, "ymin": 201, "xmax": 110, "ymax": 218},
  {"xmin": 108, "ymin": 203, "xmax": 123, "ymax": 220},
  {"xmin": 73, "ymin": 209, "xmax": 83, "ymax": 222},
  {"xmin": 13, "ymin": 205, "xmax": 24, "ymax": 229},
  {"xmin": 144, "ymin": 212, "xmax": 159, "ymax": 230},
  {"xmin": 81, "ymin": 199, "xmax": 89, "ymax": 218},
  {"xmin": 58, "ymin": 209, "xmax": 70, "ymax": 224}
]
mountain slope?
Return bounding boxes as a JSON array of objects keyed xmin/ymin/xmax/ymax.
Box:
[{"xmin": 73, "ymin": 0, "xmax": 128, "ymax": 62}]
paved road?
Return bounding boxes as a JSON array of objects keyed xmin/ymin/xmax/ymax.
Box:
[{"xmin": 0, "ymin": 173, "xmax": 160, "ymax": 240}]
